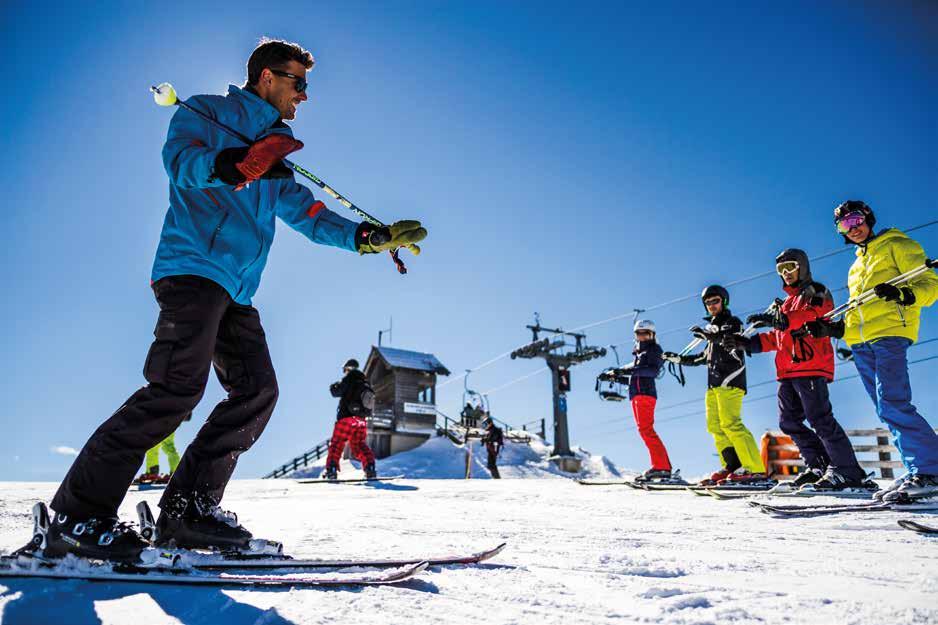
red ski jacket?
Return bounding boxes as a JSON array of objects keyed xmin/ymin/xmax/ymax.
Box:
[{"xmin": 756, "ymin": 282, "xmax": 835, "ymax": 381}]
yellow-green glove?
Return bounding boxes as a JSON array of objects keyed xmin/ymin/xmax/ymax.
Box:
[{"xmin": 355, "ymin": 220, "xmax": 427, "ymax": 256}]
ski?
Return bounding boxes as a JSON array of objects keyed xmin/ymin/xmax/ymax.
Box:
[
  {"xmin": 0, "ymin": 552, "xmax": 428, "ymax": 587},
  {"xmin": 709, "ymin": 487, "xmax": 877, "ymax": 501},
  {"xmin": 177, "ymin": 542, "xmax": 507, "ymax": 570},
  {"xmin": 298, "ymin": 476, "xmax": 403, "ymax": 485},
  {"xmin": 134, "ymin": 501, "xmax": 505, "ymax": 570},
  {"xmin": 897, "ymin": 519, "xmax": 938, "ymax": 535},
  {"xmin": 750, "ymin": 499, "xmax": 938, "ymax": 518},
  {"xmin": 576, "ymin": 479, "xmax": 642, "ymax": 487},
  {"xmin": 637, "ymin": 482, "xmax": 692, "ymax": 491}
]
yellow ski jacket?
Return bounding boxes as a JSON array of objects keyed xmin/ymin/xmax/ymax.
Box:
[{"xmin": 844, "ymin": 229, "xmax": 938, "ymax": 346}]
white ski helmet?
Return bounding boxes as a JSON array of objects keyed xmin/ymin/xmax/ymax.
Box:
[{"xmin": 633, "ymin": 319, "xmax": 656, "ymax": 334}]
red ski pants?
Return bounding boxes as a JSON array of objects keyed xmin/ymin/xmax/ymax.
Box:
[
  {"xmin": 631, "ymin": 395, "xmax": 671, "ymax": 471},
  {"xmin": 326, "ymin": 416, "xmax": 375, "ymax": 468}
]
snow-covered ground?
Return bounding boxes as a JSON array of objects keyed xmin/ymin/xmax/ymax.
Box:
[{"xmin": 1, "ymin": 477, "xmax": 936, "ymax": 625}]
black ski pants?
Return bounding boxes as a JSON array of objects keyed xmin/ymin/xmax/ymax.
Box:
[
  {"xmin": 486, "ymin": 444, "xmax": 501, "ymax": 479},
  {"xmin": 777, "ymin": 377, "xmax": 864, "ymax": 481},
  {"xmin": 51, "ymin": 275, "xmax": 278, "ymax": 519}
]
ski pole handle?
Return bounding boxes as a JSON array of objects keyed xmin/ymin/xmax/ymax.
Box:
[{"xmin": 824, "ymin": 261, "xmax": 935, "ymax": 320}]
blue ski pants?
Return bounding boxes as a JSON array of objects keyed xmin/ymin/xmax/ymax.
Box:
[{"xmin": 852, "ymin": 337, "xmax": 938, "ymax": 475}]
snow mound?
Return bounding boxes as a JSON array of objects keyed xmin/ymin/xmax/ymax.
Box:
[{"xmin": 289, "ymin": 434, "xmax": 624, "ymax": 480}]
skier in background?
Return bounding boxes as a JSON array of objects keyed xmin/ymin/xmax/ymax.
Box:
[
  {"xmin": 663, "ymin": 285, "xmax": 767, "ymax": 485},
  {"xmin": 137, "ymin": 433, "xmax": 181, "ymax": 484},
  {"xmin": 325, "ymin": 359, "xmax": 377, "ymax": 480},
  {"xmin": 724, "ymin": 249, "xmax": 872, "ymax": 493},
  {"xmin": 480, "ymin": 417, "xmax": 504, "ymax": 479},
  {"xmin": 45, "ymin": 38, "xmax": 425, "ymax": 562},
  {"xmin": 805, "ymin": 201, "xmax": 938, "ymax": 501}
]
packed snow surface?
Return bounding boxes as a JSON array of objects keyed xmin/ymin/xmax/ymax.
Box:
[{"xmin": 1, "ymin": 478, "xmax": 936, "ymax": 625}]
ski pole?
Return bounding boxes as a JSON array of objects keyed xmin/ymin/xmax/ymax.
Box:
[
  {"xmin": 824, "ymin": 259, "xmax": 937, "ymax": 320},
  {"xmin": 150, "ymin": 83, "xmax": 412, "ymax": 275}
]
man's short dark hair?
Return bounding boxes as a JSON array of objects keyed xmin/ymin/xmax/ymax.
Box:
[{"xmin": 247, "ymin": 38, "xmax": 314, "ymax": 86}]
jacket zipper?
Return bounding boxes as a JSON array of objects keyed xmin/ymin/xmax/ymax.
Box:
[{"xmin": 208, "ymin": 211, "xmax": 229, "ymax": 253}]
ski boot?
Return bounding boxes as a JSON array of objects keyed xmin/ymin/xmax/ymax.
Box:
[
  {"xmin": 43, "ymin": 506, "xmax": 149, "ymax": 562},
  {"xmin": 873, "ymin": 475, "xmax": 906, "ymax": 501},
  {"xmin": 884, "ymin": 474, "xmax": 938, "ymax": 503},
  {"xmin": 634, "ymin": 468, "xmax": 672, "ymax": 484},
  {"xmin": 364, "ymin": 462, "xmax": 377, "ymax": 480},
  {"xmin": 155, "ymin": 493, "xmax": 252, "ymax": 550},
  {"xmin": 768, "ymin": 468, "xmax": 822, "ymax": 494},
  {"xmin": 719, "ymin": 468, "xmax": 770, "ymax": 486},
  {"xmin": 698, "ymin": 468, "xmax": 732, "ymax": 486},
  {"xmin": 800, "ymin": 468, "xmax": 877, "ymax": 494},
  {"xmin": 323, "ymin": 463, "xmax": 339, "ymax": 481},
  {"xmin": 791, "ymin": 467, "xmax": 824, "ymax": 489}
]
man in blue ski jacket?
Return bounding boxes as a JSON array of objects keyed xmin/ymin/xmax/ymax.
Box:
[{"xmin": 47, "ymin": 38, "xmax": 426, "ymax": 561}]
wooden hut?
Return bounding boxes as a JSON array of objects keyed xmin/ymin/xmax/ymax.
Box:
[{"xmin": 364, "ymin": 346, "xmax": 450, "ymax": 458}]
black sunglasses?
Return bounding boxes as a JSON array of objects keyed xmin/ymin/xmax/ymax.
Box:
[{"xmin": 269, "ymin": 69, "xmax": 308, "ymax": 93}]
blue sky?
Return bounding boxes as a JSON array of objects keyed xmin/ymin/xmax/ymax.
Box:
[{"xmin": 1, "ymin": 1, "xmax": 936, "ymax": 480}]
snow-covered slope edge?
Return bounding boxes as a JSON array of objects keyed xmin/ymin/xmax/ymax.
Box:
[{"xmin": 290, "ymin": 435, "xmax": 626, "ymax": 480}]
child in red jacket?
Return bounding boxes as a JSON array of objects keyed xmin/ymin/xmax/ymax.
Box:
[{"xmin": 726, "ymin": 249, "xmax": 872, "ymax": 493}]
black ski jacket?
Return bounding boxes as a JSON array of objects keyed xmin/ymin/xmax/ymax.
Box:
[
  {"xmin": 329, "ymin": 369, "xmax": 371, "ymax": 420},
  {"xmin": 627, "ymin": 340, "xmax": 663, "ymax": 399},
  {"xmin": 681, "ymin": 310, "xmax": 748, "ymax": 393},
  {"xmin": 481, "ymin": 424, "xmax": 504, "ymax": 447}
]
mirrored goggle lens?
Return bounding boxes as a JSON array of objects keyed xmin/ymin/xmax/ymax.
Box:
[
  {"xmin": 704, "ymin": 297, "xmax": 722, "ymax": 306},
  {"xmin": 836, "ymin": 212, "xmax": 866, "ymax": 234},
  {"xmin": 776, "ymin": 261, "xmax": 799, "ymax": 275}
]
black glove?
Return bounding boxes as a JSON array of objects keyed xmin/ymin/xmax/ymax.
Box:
[
  {"xmin": 873, "ymin": 283, "xmax": 916, "ymax": 306},
  {"xmin": 722, "ymin": 333, "xmax": 751, "ymax": 353},
  {"xmin": 662, "ymin": 351, "xmax": 683, "ymax": 364},
  {"xmin": 747, "ymin": 312, "xmax": 788, "ymax": 331},
  {"xmin": 802, "ymin": 318, "xmax": 845, "ymax": 339}
]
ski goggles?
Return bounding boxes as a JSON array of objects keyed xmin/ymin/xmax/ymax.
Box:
[
  {"xmin": 776, "ymin": 260, "xmax": 799, "ymax": 276},
  {"xmin": 836, "ymin": 211, "xmax": 866, "ymax": 234},
  {"xmin": 703, "ymin": 296, "xmax": 723, "ymax": 307},
  {"xmin": 269, "ymin": 69, "xmax": 308, "ymax": 93}
]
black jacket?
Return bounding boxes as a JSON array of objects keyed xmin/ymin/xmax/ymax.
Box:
[
  {"xmin": 329, "ymin": 369, "xmax": 371, "ymax": 420},
  {"xmin": 481, "ymin": 424, "xmax": 504, "ymax": 447},
  {"xmin": 681, "ymin": 310, "xmax": 747, "ymax": 393},
  {"xmin": 626, "ymin": 341, "xmax": 663, "ymax": 399}
]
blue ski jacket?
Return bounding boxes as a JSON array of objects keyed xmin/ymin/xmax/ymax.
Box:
[{"xmin": 152, "ymin": 84, "xmax": 359, "ymax": 304}]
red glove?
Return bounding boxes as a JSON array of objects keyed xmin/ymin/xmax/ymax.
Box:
[{"xmin": 213, "ymin": 134, "xmax": 304, "ymax": 190}]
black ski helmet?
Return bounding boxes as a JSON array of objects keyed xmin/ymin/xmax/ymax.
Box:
[
  {"xmin": 343, "ymin": 358, "xmax": 360, "ymax": 370},
  {"xmin": 834, "ymin": 200, "xmax": 875, "ymax": 244},
  {"xmin": 775, "ymin": 248, "xmax": 812, "ymax": 287},
  {"xmin": 701, "ymin": 285, "xmax": 729, "ymax": 311}
]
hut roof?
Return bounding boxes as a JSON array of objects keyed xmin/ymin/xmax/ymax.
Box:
[{"xmin": 367, "ymin": 346, "xmax": 451, "ymax": 376}]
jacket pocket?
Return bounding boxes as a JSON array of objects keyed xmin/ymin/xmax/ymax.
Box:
[{"xmin": 208, "ymin": 211, "xmax": 230, "ymax": 254}]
